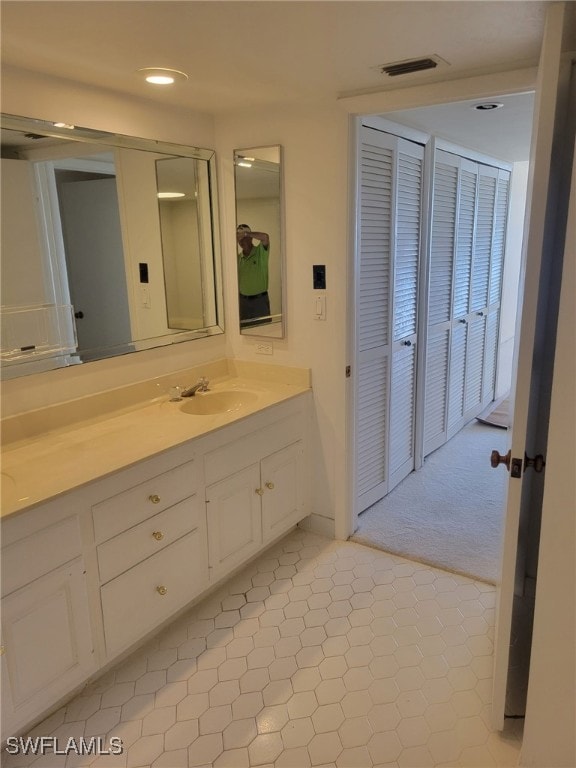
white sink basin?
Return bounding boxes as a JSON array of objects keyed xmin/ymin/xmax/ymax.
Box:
[{"xmin": 179, "ymin": 390, "xmax": 259, "ymax": 416}]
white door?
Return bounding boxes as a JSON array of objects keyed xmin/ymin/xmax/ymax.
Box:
[
  {"xmin": 355, "ymin": 127, "xmax": 423, "ymax": 512},
  {"xmin": 58, "ymin": 176, "xmax": 132, "ymax": 354},
  {"xmin": 205, "ymin": 465, "xmax": 262, "ymax": 580},
  {"xmin": 424, "ymin": 152, "xmax": 510, "ymax": 453},
  {"xmin": 492, "ymin": 1, "xmax": 574, "ymax": 728},
  {"xmin": 261, "ymin": 441, "xmax": 304, "ymax": 543}
]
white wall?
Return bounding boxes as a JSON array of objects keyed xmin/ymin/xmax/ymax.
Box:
[
  {"xmin": 0, "ymin": 160, "xmax": 49, "ymax": 307},
  {"xmin": 496, "ymin": 160, "xmax": 529, "ymax": 398},
  {"xmin": 215, "ymin": 104, "xmax": 350, "ymax": 536}
]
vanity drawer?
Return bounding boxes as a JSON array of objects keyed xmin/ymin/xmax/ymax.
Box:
[
  {"xmin": 92, "ymin": 460, "xmax": 197, "ymax": 543},
  {"xmin": 97, "ymin": 494, "xmax": 201, "ymax": 584},
  {"xmin": 204, "ymin": 414, "xmax": 305, "ymax": 485},
  {"xmin": 100, "ymin": 529, "xmax": 208, "ymax": 656}
]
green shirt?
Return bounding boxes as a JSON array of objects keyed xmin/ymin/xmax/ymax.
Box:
[{"xmin": 238, "ymin": 243, "xmax": 269, "ymax": 296}]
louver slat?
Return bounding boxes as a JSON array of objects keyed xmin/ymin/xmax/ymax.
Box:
[
  {"xmin": 359, "ymin": 142, "xmax": 392, "ymax": 352},
  {"xmin": 448, "ymin": 322, "xmax": 467, "ymax": 429},
  {"xmin": 471, "ymin": 173, "xmax": 496, "ymax": 311},
  {"xmin": 394, "ymin": 153, "xmax": 422, "ymax": 340},
  {"xmin": 390, "ymin": 344, "xmax": 416, "ymax": 474},
  {"xmin": 453, "ymin": 168, "xmax": 477, "ymax": 318},
  {"xmin": 423, "ymin": 327, "xmax": 450, "ymax": 452},
  {"xmin": 429, "ymin": 162, "xmax": 458, "ymax": 325},
  {"xmin": 357, "ymin": 357, "xmax": 388, "ymax": 495},
  {"xmin": 483, "ymin": 310, "xmax": 499, "ymax": 403},
  {"xmin": 465, "ymin": 315, "xmax": 487, "ymax": 412},
  {"xmin": 490, "ymin": 173, "xmax": 510, "ymax": 305}
]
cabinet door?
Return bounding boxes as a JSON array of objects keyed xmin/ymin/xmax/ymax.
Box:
[
  {"xmin": 261, "ymin": 442, "xmax": 305, "ymax": 543},
  {"xmin": 206, "ymin": 465, "xmax": 262, "ymax": 580},
  {"xmin": 1, "ymin": 558, "xmax": 95, "ymax": 739}
]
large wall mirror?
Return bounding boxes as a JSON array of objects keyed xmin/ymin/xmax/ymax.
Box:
[
  {"xmin": 234, "ymin": 146, "xmax": 284, "ymax": 338},
  {"xmin": 0, "ymin": 114, "xmax": 224, "ymax": 380}
]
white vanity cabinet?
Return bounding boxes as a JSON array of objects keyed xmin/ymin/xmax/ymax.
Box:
[
  {"xmin": 0, "ymin": 386, "xmax": 311, "ymax": 736},
  {"xmin": 1, "ymin": 501, "xmax": 96, "ymax": 739},
  {"xmin": 204, "ymin": 403, "xmax": 309, "ymax": 582}
]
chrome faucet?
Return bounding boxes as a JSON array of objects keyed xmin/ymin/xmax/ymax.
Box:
[{"xmin": 181, "ymin": 377, "xmax": 210, "ymax": 397}]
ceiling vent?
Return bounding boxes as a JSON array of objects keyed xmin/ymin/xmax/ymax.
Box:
[{"xmin": 376, "ymin": 54, "xmax": 448, "ymax": 78}]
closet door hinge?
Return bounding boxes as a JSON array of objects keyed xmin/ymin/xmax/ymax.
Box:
[{"xmin": 345, "ymin": 365, "xmax": 351, "ymax": 378}]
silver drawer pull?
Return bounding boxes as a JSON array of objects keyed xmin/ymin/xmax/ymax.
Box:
[
  {"xmin": 156, "ymin": 585, "xmax": 168, "ymax": 596},
  {"xmin": 265, "ymin": 482, "xmax": 275, "ymax": 490},
  {"xmin": 152, "ymin": 531, "xmax": 164, "ymax": 541},
  {"xmin": 149, "ymin": 494, "xmax": 161, "ymax": 504}
]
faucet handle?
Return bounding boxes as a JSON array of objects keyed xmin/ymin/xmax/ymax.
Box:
[{"xmin": 199, "ymin": 377, "xmax": 209, "ymax": 391}]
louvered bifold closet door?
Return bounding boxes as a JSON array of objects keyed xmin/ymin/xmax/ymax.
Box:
[
  {"xmin": 356, "ymin": 128, "xmax": 423, "ymax": 511},
  {"xmin": 356, "ymin": 127, "xmax": 394, "ymax": 511},
  {"xmin": 423, "ymin": 151, "xmax": 459, "ymax": 456},
  {"xmin": 388, "ymin": 144, "xmax": 424, "ymax": 492}
]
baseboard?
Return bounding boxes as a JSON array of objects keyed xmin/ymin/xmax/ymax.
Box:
[{"xmin": 298, "ymin": 513, "xmax": 335, "ymax": 538}]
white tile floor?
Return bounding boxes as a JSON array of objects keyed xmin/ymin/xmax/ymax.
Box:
[{"xmin": 4, "ymin": 530, "xmax": 523, "ymax": 768}]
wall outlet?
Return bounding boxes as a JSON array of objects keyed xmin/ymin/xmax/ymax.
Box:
[{"xmin": 256, "ymin": 342, "xmax": 273, "ymax": 355}]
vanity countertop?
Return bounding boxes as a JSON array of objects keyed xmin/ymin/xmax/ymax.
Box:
[{"xmin": 1, "ymin": 362, "xmax": 311, "ymax": 519}]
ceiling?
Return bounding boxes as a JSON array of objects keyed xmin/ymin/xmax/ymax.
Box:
[{"xmin": 1, "ymin": 1, "xmax": 547, "ymax": 161}]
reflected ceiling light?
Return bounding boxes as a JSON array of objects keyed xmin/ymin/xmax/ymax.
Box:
[
  {"xmin": 472, "ymin": 102, "xmax": 504, "ymax": 111},
  {"xmin": 237, "ymin": 161, "xmax": 252, "ymax": 168},
  {"xmin": 138, "ymin": 67, "xmax": 188, "ymax": 85},
  {"xmin": 53, "ymin": 122, "xmax": 75, "ymax": 129},
  {"xmin": 157, "ymin": 191, "xmax": 186, "ymax": 199}
]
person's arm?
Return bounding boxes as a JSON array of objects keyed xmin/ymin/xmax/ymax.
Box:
[{"xmin": 250, "ymin": 231, "xmax": 270, "ymax": 249}]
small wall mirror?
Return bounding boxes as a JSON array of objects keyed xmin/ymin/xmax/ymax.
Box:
[
  {"xmin": 0, "ymin": 114, "xmax": 224, "ymax": 379},
  {"xmin": 234, "ymin": 146, "xmax": 284, "ymax": 338}
]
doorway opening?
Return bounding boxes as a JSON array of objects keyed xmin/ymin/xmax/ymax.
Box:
[{"xmin": 351, "ymin": 92, "xmax": 534, "ymax": 585}]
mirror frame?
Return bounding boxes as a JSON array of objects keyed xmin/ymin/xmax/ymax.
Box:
[
  {"xmin": 233, "ymin": 145, "xmax": 285, "ymax": 339},
  {"xmin": 1, "ymin": 113, "xmax": 225, "ymax": 378}
]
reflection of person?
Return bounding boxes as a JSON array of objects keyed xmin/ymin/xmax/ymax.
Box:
[{"xmin": 237, "ymin": 224, "xmax": 271, "ymax": 326}]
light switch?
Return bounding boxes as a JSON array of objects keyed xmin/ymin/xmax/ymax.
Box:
[
  {"xmin": 314, "ymin": 294, "xmax": 326, "ymax": 320},
  {"xmin": 141, "ymin": 286, "xmax": 151, "ymax": 308}
]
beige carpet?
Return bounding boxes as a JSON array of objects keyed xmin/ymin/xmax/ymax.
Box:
[{"xmin": 352, "ymin": 420, "xmax": 509, "ymax": 584}]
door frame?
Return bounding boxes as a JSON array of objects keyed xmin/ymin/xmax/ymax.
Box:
[{"xmin": 343, "ymin": 67, "xmax": 537, "ymax": 542}]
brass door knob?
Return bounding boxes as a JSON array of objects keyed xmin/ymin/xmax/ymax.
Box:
[
  {"xmin": 149, "ymin": 494, "xmax": 161, "ymax": 504},
  {"xmin": 490, "ymin": 449, "xmax": 511, "ymax": 471},
  {"xmin": 255, "ymin": 488, "xmax": 265, "ymax": 496},
  {"xmin": 156, "ymin": 585, "xmax": 168, "ymax": 596},
  {"xmin": 525, "ymin": 453, "xmax": 546, "ymax": 473},
  {"xmin": 265, "ymin": 482, "xmax": 275, "ymax": 490},
  {"xmin": 152, "ymin": 531, "xmax": 164, "ymax": 541}
]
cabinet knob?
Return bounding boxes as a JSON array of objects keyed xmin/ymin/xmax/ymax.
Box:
[
  {"xmin": 156, "ymin": 585, "xmax": 168, "ymax": 596},
  {"xmin": 265, "ymin": 482, "xmax": 275, "ymax": 490},
  {"xmin": 255, "ymin": 488, "xmax": 265, "ymax": 496},
  {"xmin": 152, "ymin": 531, "xmax": 164, "ymax": 541},
  {"xmin": 149, "ymin": 494, "xmax": 161, "ymax": 504}
]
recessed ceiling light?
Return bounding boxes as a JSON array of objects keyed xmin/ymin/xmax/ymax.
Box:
[
  {"xmin": 473, "ymin": 102, "xmax": 504, "ymax": 111},
  {"xmin": 138, "ymin": 67, "xmax": 188, "ymax": 86},
  {"xmin": 157, "ymin": 191, "xmax": 186, "ymax": 199}
]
